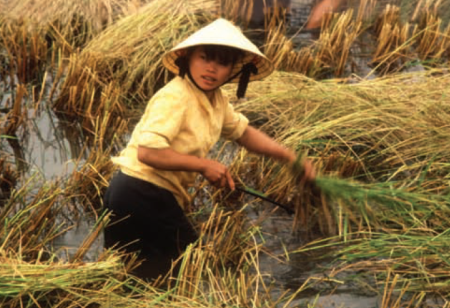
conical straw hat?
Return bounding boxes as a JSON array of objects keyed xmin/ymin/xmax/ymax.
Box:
[{"xmin": 162, "ymin": 18, "xmax": 274, "ymax": 83}]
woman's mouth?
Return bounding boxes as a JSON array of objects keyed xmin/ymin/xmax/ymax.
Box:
[{"xmin": 202, "ymin": 75, "xmax": 216, "ymax": 85}]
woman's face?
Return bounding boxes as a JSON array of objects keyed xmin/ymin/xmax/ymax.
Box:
[{"xmin": 188, "ymin": 46, "xmax": 234, "ymax": 98}]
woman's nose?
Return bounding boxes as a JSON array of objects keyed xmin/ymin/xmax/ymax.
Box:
[{"xmin": 206, "ymin": 60, "xmax": 217, "ymax": 72}]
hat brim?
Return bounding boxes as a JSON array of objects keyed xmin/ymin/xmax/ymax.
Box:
[{"xmin": 162, "ymin": 19, "xmax": 274, "ymax": 83}]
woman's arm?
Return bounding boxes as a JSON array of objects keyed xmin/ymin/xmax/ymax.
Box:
[
  {"xmin": 236, "ymin": 126, "xmax": 295, "ymax": 162},
  {"xmin": 236, "ymin": 126, "xmax": 315, "ymax": 180},
  {"xmin": 137, "ymin": 146, "xmax": 235, "ymax": 189}
]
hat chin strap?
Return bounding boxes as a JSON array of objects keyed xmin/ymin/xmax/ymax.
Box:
[
  {"xmin": 233, "ymin": 62, "xmax": 258, "ymax": 99},
  {"xmin": 175, "ymin": 57, "xmax": 258, "ymax": 99}
]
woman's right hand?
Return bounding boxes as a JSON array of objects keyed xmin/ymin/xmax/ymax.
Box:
[{"xmin": 200, "ymin": 159, "xmax": 235, "ymax": 190}]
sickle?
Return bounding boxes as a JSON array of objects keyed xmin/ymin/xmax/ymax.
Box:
[{"xmin": 236, "ymin": 186, "xmax": 294, "ymax": 215}]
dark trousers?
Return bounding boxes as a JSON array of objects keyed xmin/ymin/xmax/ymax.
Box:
[{"xmin": 103, "ymin": 171, "xmax": 198, "ymax": 280}]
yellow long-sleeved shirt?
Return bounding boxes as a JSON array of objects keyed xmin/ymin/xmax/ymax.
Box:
[{"xmin": 112, "ymin": 76, "xmax": 248, "ymax": 209}]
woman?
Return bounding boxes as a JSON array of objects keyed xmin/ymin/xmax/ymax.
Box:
[{"xmin": 103, "ymin": 18, "xmax": 315, "ymax": 281}]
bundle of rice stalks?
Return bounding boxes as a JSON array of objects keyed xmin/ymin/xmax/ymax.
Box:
[
  {"xmin": 263, "ymin": 1, "xmax": 291, "ymax": 34},
  {"xmin": 5, "ymin": 0, "xmax": 139, "ymax": 50},
  {"xmin": 370, "ymin": 5, "xmax": 412, "ymax": 75},
  {"xmin": 293, "ymin": 231, "xmax": 450, "ymax": 303},
  {"xmin": 0, "ymin": 247, "xmax": 231, "ymax": 308},
  {"xmin": 412, "ymin": 1, "xmax": 450, "ymax": 62},
  {"xmin": 225, "ymin": 69, "xmax": 450, "ymax": 235},
  {"xmin": 264, "ymin": 7, "xmax": 362, "ymax": 78},
  {"xmin": 0, "ymin": 177, "xmax": 67, "ymax": 260},
  {"xmin": 316, "ymin": 176, "xmax": 450, "ymax": 233},
  {"xmin": 264, "ymin": 27, "xmax": 318, "ymax": 76},
  {"xmin": 0, "ymin": 252, "xmax": 125, "ymax": 307},
  {"xmin": 0, "ymin": 22, "xmax": 48, "ymax": 85},
  {"xmin": 314, "ymin": 9, "xmax": 362, "ymax": 77},
  {"xmin": 410, "ymin": 0, "xmax": 450, "ymax": 24},
  {"xmin": 354, "ymin": 0, "xmax": 378, "ymax": 25},
  {"xmin": 53, "ymin": 0, "xmax": 217, "ymax": 135},
  {"xmin": 167, "ymin": 205, "xmax": 294, "ymax": 307}
]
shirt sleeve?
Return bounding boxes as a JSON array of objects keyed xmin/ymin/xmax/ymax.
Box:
[
  {"xmin": 221, "ymin": 102, "xmax": 249, "ymax": 141},
  {"xmin": 136, "ymin": 90, "xmax": 187, "ymax": 149}
]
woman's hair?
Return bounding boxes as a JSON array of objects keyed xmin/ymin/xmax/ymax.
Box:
[
  {"xmin": 174, "ymin": 44, "xmax": 247, "ymax": 92},
  {"xmin": 186, "ymin": 44, "xmax": 245, "ymax": 66}
]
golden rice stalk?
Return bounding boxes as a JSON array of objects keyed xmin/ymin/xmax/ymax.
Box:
[
  {"xmin": 265, "ymin": 8, "xmax": 362, "ymax": 78},
  {"xmin": 0, "ymin": 177, "xmax": 66, "ymax": 259},
  {"xmin": 412, "ymin": 0, "xmax": 443, "ymax": 21},
  {"xmin": 2, "ymin": 84, "xmax": 28, "ymax": 135},
  {"xmin": 0, "ymin": 248, "xmax": 217, "ymax": 307},
  {"xmin": 413, "ymin": 3, "xmax": 450, "ymax": 62},
  {"xmin": 314, "ymin": 9, "xmax": 362, "ymax": 76},
  {"xmin": 0, "ymin": 252, "xmax": 125, "ymax": 305},
  {"xmin": 370, "ymin": 5, "xmax": 413, "ymax": 74},
  {"xmin": 355, "ymin": 0, "xmax": 377, "ymax": 25},
  {"xmin": 58, "ymin": 93, "xmax": 128, "ymax": 213},
  {"xmin": 264, "ymin": 27, "xmax": 318, "ymax": 75},
  {"xmin": 263, "ymin": 0, "xmax": 290, "ymax": 34},
  {"xmin": 219, "ymin": 0, "xmax": 254, "ymax": 27},
  {"xmin": 64, "ymin": 145, "xmax": 118, "ymax": 213},
  {"xmin": 0, "ymin": 22, "xmax": 48, "ymax": 85},
  {"xmin": 170, "ymin": 206, "xmax": 288, "ymax": 307}
]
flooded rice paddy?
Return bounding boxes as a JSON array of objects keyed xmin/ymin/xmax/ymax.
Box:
[
  {"xmin": 1, "ymin": 108, "xmax": 442, "ymax": 307},
  {"xmin": 2, "ymin": 0, "xmax": 450, "ymax": 307}
]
